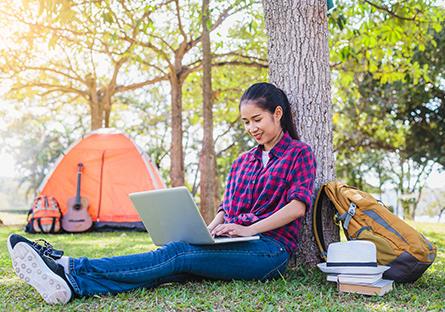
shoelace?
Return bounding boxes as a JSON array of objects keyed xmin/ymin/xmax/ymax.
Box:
[{"xmin": 32, "ymin": 239, "xmax": 64, "ymax": 259}]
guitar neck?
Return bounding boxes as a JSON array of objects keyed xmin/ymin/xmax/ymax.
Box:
[{"xmin": 75, "ymin": 171, "xmax": 82, "ymax": 206}]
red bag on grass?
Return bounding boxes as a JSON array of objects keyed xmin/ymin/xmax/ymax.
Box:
[{"xmin": 25, "ymin": 195, "xmax": 62, "ymax": 234}]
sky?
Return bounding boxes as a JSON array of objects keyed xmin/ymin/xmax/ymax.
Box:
[{"xmin": 0, "ymin": 153, "xmax": 16, "ymax": 177}]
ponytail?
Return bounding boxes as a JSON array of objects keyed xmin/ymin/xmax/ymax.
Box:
[{"xmin": 276, "ymin": 88, "xmax": 299, "ymax": 140}]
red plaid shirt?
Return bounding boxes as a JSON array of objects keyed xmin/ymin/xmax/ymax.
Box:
[{"xmin": 219, "ymin": 132, "xmax": 316, "ymax": 254}]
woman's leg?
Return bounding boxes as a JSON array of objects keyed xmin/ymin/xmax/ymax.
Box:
[{"xmin": 67, "ymin": 235, "xmax": 288, "ymax": 297}]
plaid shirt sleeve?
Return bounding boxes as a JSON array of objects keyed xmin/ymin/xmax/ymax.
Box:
[
  {"xmin": 231, "ymin": 211, "xmax": 261, "ymax": 225},
  {"xmin": 286, "ymin": 146, "xmax": 317, "ymax": 209}
]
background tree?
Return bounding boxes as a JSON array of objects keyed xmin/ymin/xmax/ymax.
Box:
[
  {"xmin": 0, "ymin": 0, "xmax": 267, "ymax": 195},
  {"xmin": 199, "ymin": 0, "xmax": 217, "ymax": 223},
  {"xmin": 115, "ymin": 0, "xmax": 262, "ymax": 187},
  {"xmin": 0, "ymin": 1, "xmax": 172, "ymax": 130},
  {"xmin": 331, "ymin": 1, "xmax": 444, "ymax": 220}
]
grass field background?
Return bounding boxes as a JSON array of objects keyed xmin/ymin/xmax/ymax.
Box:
[{"xmin": 0, "ymin": 221, "xmax": 443, "ymax": 311}]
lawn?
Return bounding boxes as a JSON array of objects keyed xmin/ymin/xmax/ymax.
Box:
[{"xmin": 0, "ymin": 222, "xmax": 443, "ymax": 311}]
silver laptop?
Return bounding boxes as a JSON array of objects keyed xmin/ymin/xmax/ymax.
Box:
[{"xmin": 129, "ymin": 187, "xmax": 259, "ymax": 245}]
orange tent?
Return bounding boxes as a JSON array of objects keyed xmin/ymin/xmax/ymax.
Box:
[{"xmin": 38, "ymin": 129, "xmax": 165, "ymax": 231}]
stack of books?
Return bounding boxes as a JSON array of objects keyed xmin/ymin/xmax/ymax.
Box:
[{"xmin": 327, "ymin": 273, "xmax": 393, "ymax": 296}]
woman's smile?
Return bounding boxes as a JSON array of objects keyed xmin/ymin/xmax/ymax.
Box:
[{"xmin": 253, "ymin": 133, "xmax": 262, "ymax": 140}]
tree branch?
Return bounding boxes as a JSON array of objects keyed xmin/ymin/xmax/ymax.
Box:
[
  {"xmin": 24, "ymin": 66, "xmax": 85, "ymax": 84},
  {"xmin": 147, "ymin": 33, "xmax": 176, "ymax": 52},
  {"xmin": 215, "ymin": 116, "xmax": 241, "ymax": 146},
  {"xmin": 212, "ymin": 60, "xmax": 268, "ymax": 68},
  {"xmin": 189, "ymin": 1, "xmax": 254, "ymax": 49},
  {"xmin": 12, "ymin": 82, "xmax": 88, "ymax": 97},
  {"xmin": 213, "ymin": 52, "xmax": 267, "ymax": 63},
  {"xmin": 109, "ymin": 57, "xmax": 128, "ymax": 91},
  {"xmin": 216, "ymin": 142, "xmax": 236, "ymax": 157},
  {"xmin": 174, "ymin": 0, "xmax": 187, "ymax": 42},
  {"xmin": 115, "ymin": 74, "xmax": 169, "ymax": 93},
  {"xmin": 122, "ymin": 35, "xmax": 173, "ymax": 67},
  {"xmin": 139, "ymin": 60, "xmax": 168, "ymax": 75},
  {"xmin": 363, "ymin": 0, "xmax": 419, "ymax": 21},
  {"xmin": 60, "ymin": 46, "xmax": 85, "ymax": 82}
]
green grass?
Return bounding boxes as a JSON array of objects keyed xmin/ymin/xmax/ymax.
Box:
[{"xmin": 0, "ymin": 223, "xmax": 444, "ymax": 311}]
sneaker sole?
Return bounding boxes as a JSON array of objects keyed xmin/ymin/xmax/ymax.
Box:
[{"xmin": 9, "ymin": 241, "xmax": 71, "ymax": 304}]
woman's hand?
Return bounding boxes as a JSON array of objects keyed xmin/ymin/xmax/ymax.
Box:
[
  {"xmin": 211, "ymin": 223, "xmax": 256, "ymax": 237},
  {"xmin": 207, "ymin": 211, "xmax": 225, "ymax": 233}
]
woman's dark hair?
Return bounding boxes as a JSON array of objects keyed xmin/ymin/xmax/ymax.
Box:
[{"xmin": 240, "ymin": 82, "xmax": 299, "ymax": 140}]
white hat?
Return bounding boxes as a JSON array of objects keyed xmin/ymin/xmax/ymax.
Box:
[{"xmin": 317, "ymin": 240, "xmax": 390, "ymax": 275}]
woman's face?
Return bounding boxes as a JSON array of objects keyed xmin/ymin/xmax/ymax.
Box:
[{"xmin": 240, "ymin": 101, "xmax": 283, "ymax": 150}]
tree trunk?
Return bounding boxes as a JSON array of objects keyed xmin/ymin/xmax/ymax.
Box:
[
  {"xmin": 199, "ymin": 0, "xmax": 217, "ymax": 224},
  {"xmin": 86, "ymin": 74, "xmax": 104, "ymax": 130},
  {"xmin": 401, "ymin": 199, "xmax": 413, "ymax": 220},
  {"xmin": 89, "ymin": 100, "xmax": 103, "ymax": 130},
  {"xmin": 262, "ymin": 0, "xmax": 337, "ymax": 266},
  {"xmin": 103, "ymin": 88, "xmax": 112, "ymax": 128},
  {"xmin": 170, "ymin": 73, "xmax": 185, "ymax": 186},
  {"xmin": 438, "ymin": 207, "xmax": 445, "ymax": 222}
]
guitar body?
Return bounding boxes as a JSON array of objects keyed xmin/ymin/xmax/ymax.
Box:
[
  {"xmin": 62, "ymin": 162, "xmax": 93, "ymax": 233},
  {"xmin": 63, "ymin": 197, "xmax": 92, "ymax": 232}
]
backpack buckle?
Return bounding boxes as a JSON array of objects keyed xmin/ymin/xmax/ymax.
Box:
[
  {"xmin": 348, "ymin": 203, "xmax": 356, "ymax": 216},
  {"xmin": 339, "ymin": 203, "xmax": 357, "ymax": 231}
]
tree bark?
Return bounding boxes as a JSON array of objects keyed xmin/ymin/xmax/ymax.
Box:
[
  {"xmin": 170, "ymin": 72, "xmax": 185, "ymax": 186},
  {"xmin": 103, "ymin": 87, "xmax": 112, "ymax": 128},
  {"xmin": 199, "ymin": 0, "xmax": 217, "ymax": 224},
  {"xmin": 86, "ymin": 74, "xmax": 103, "ymax": 130},
  {"xmin": 262, "ymin": 0, "xmax": 338, "ymax": 266},
  {"xmin": 89, "ymin": 100, "xmax": 103, "ymax": 130}
]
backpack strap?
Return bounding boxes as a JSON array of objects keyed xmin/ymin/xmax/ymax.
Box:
[
  {"xmin": 26, "ymin": 207, "xmax": 33, "ymax": 221},
  {"xmin": 313, "ymin": 184, "xmax": 328, "ymax": 261},
  {"xmin": 50, "ymin": 197, "xmax": 62, "ymax": 233},
  {"xmin": 312, "ymin": 183, "xmax": 351, "ymax": 260},
  {"xmin": 39, "ymin": 196, "xmax": 57, "ymax": 233},
  {"xmin": 50, "ymin": 217, "xmax": 56, "ymax": 233},
  {"xmin": 36, "ymin": 218, "xmax": 46, "ymax": 233},
  {"xmin": 27, "ymin": 196, "xmax": 41, "ymax": 221}
]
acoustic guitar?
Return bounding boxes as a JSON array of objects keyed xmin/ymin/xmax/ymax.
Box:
[{"xmin": 62, "ymin": 162, "xmax": 93, "ymax": 232}]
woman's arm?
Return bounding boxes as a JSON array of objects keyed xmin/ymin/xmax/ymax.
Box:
[{"xmin": 211, "ymin": 199, "xmax": 306, "ymax": 237}]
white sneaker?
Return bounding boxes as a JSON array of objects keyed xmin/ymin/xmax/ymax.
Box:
[{"xmin": 9, "ymin": 240, "xmax": 73, "ymax": 304}]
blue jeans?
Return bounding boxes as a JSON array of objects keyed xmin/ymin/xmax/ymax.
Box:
[{"xmin": 66, "ymin": 235, "xmax": 289, "ymax": 297}]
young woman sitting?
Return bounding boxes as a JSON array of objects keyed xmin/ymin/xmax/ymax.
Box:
[{"xmin": 7, "ymin": 82, "xmax": 316, "ymax": 304}]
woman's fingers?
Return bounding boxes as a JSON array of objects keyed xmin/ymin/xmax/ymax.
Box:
[
  {"xmin": 211, "ymin": 223, "xmax": 254, "ymax": 237},
  {"xmin": 210, "ymin": 224, "xmax": 224, "ymax": 235},
  {"xmin": 207, "ymin": 223, "xmax": 216, "ymax": 232},
  {"xmin": 212, "ymin": 224, "xmax": 231, "ymax": 236},
  {"xmin": 214, "ymin": 224, "xmax": 243, "ymax": 236}
]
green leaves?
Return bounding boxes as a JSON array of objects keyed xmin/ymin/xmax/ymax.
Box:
[
  {"xmin": 330, "ymin": 1, "xmax": 445, "ymax": 199},
  {"xmin": 330, "ymin": 0, "xmax": 443, "ymax": 87}
]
